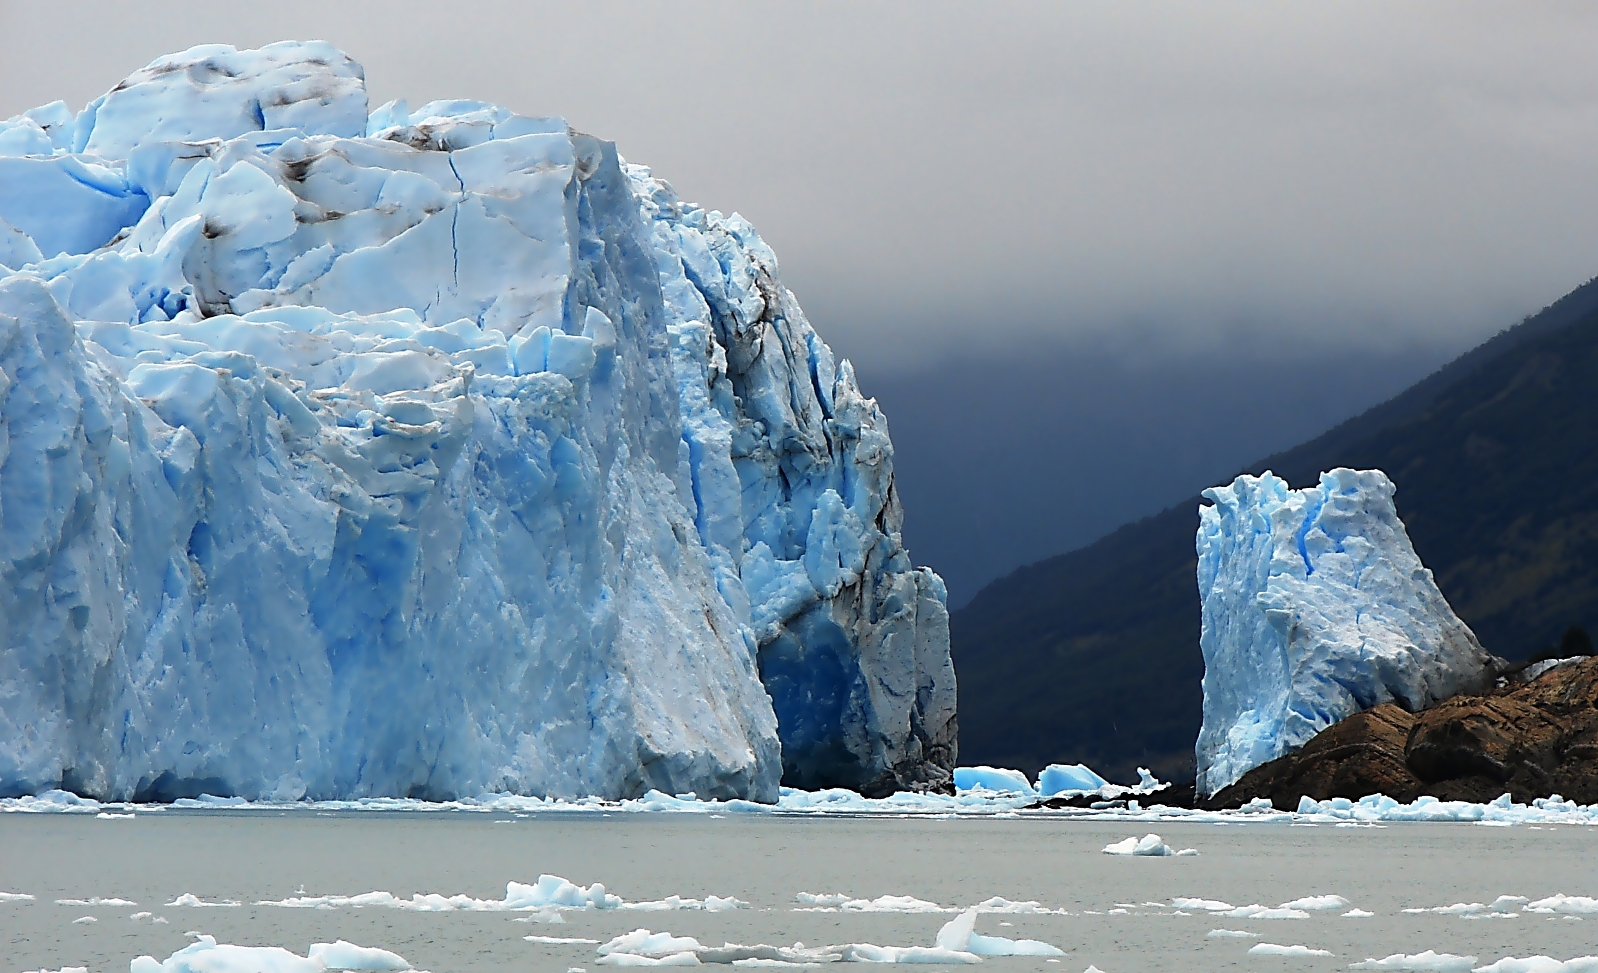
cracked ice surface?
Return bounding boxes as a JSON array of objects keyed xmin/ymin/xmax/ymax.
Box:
[
  {"xmin": 0, "ymin": 41, "xmax": 954, "ymax": 803},
  {"xmin": 1195, "ymin": 468, "xmax": 1495, "ymax": 795}
]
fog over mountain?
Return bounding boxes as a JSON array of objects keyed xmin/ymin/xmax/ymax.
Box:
[{"xmin": 7, "ymin": 1, "xmax": 1598, "ymax": 600}]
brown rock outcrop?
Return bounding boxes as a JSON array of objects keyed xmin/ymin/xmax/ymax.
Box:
[{"xmin": 1206, "ymin": 657, "xmax": 1598, "ymax": 809}]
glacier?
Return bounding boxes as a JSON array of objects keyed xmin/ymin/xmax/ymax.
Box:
[
  {"xmin": 1195, "ymin": 468, "xmax": 1497, "ymax": 796},
  {"xmin": 0, "ymin": 41, "xmax": 955, "ymax": 802}
]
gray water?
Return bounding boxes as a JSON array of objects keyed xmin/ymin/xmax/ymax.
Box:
[{"xmin": 3, "ymin": 812, "xmax": 1596, "ymax": 972}]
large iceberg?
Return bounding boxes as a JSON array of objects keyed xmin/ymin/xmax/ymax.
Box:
[
  {"xmin": 1195, "ymin": 468, "xmax": 1496, "ymax": 796},
  {"xmin": 0, "ymin": 41, "xmax": 955, "ymax": 802}
]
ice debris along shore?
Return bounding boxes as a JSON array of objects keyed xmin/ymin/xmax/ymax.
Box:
[
  {"xmin": 1195, "ymin": 469, "xmax": 1498, "ymax": 795},
  {"xmin": 0, "ymin": 40, "xmax": 956, "ymax": 803}
]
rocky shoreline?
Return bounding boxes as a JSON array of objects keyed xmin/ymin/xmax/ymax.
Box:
[{"xmin": 1195, "ymin": 656, "xmax": 1598, "ymax": 809}]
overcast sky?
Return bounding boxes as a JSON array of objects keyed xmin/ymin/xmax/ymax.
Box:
[{"xmin": 6, "ymin": 2, "xmax": 1597, "ymax": 599}]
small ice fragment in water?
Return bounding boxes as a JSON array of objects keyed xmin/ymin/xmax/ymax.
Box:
[
  {"xmin": 1224, "ymin": 905, "xmax": 1310, "ymax": 919},
  {"xmin": 1343, "ymin": 909, "xmax": 1375, "ymax": 918},
  {"xmin": 307, "ymin": 940, "xmax": 413, "ymax": 971},
  {"xmin": 1248, "ymin": 943, "xmax": 1333, "ymax": 958},
  {"xmin": 1348, "ymin": 952, "xmax": 1476, "ymax": 972},
  {"xmin": 167, "ymin": 893, "xmax": 241, "ymax": 907},
  {"xmin": 72, "ymin": 916, "xmax": 96, "ymax": 924},
  {"xmin": 1177, "ymin": 898, "xmax": 1235, "ymax": 911},
  {"xmin": 1278, "ymin": 895, "xmax": 1348, "ymax": 911},
  {"xmin": 1209, "ymin": 930, "xmax": 1261, "ymax": 938},
  {"xmin": 1101, "ymin": 834, "xmax": 1196, "ymax": 857},
  {"xmin": 528, "ymin": 936, "xmax": 603, "ymax": 945},
  {"xmin": 0, "ymin": 892, "xmax": 35, "ymax": 902}
]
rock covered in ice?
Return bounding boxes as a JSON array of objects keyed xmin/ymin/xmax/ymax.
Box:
[
  {"xmin": 1195, "ymin": 469, "xmax": 1497, "ymax": 796},
  {"xmin": 0, "ymin": 41, "xmax": 954, "ymax": 802}
]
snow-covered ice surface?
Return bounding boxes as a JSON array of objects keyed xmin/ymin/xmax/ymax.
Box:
[
  {"xmin": 1195, "ymin": 469, "xmax": 1498, "ymax": 794},
  {"xmin": 0, "ymin": 40, "xmax": 955, "ymax": 804}
]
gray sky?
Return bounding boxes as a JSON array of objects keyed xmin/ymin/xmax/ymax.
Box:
[{"xmin": 6, "ymin": 2, "xmax": 1598, "ymax": 599}]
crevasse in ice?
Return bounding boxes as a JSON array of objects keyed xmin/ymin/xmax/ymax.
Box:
[
  {"xmin": 0, "ymin": 41, "xmax": 956, "ymax": 802},
  {"xmin": 1195, "ymin": 468, "xmax": 1495, "ymax": 796}
]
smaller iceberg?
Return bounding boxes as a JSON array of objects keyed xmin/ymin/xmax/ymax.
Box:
[
  {"xmin": 1195, "ymin": 469, "xmax": 1498, "ymax": 796},
  {"xmin": 952, "ymin": 766, "xmax": 1034, "ymax": 794},
  {"xmin": 1037, "ymin": 763, "xmax": 1109, "ymax": 796}
]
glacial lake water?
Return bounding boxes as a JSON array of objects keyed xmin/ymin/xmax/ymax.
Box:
[{"xmin": 4, "ymin": 810, "xmax": 1597, "ymax": 973}]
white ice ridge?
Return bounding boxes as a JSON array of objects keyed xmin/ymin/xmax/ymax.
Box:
[
  {"xmin": 1101, "ymin": 834, "xmax": 1196, "ymax": 857},
  {"xmin": 0, "ymin": 40, "xmax": 955, "ymax": 803},
  {"xmin": 132, "ymin": 935, "xmax": 414, "ymax": 973},
  {"xmin": 232, "ymin": 875, "xmax": 743, "ymax": 913},
  {"xmin": 593, "ymin": 909, "xmax": 1062, "ymax": 966},
  {"xmin": 1195, "ymin": 468, "xmax": 1498, "ymax": 794}
]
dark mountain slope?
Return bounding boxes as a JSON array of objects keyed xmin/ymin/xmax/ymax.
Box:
[{"xmin": 952, "ymin": 275, "xmax": 1598, "ymax": 784}]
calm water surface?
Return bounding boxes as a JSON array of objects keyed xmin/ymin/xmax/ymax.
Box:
[{"xmin": 2, "ymin": 812, "xmax": 1595, "ymax": 972}]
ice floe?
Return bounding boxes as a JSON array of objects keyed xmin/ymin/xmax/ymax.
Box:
[
  {"xmin": 592, "ymin": 911, "xmax": 1061, "ymax": 966},
  {"xmin": 795, "ymin": 893, "xmax": 950, "ymax": 914},
  {"xmin": 166, "ymin": 894, "xmax": 241, "ymax": 907},
  {"xmin": 1349, "ymin": 953, "xmax": 1477, "ymax": 973},
  {"xmin": 1248, "ymin": 943, "xmax": 1333, "ymax": 958},
  {"xmin": 1208, "ymin": 930, "xmax": 1262, "ymax": 938},
  {"xmin": 1, "ymin": 891, "xmax": 35, "ymax": 901},
  {"xmin": 1101, "ymin": 834, "xmax": 1197, "ymax": 857},
  {"xmin": 1278, "ymin": 895, "xmax": 1348, "ymax": 911},
  {"xmin": 1472, "ymin": 958, "xmax": 1598, "ymax": 973},
  {"xmin": 56, "ymin": 896, "xmax": 137, "ymax": 906},
  {"xmin": 256, "ymin": 875, "xmax": 742, "ymax": 912},
  {"xmin": 1223, "ymin": 906, "xmax": 1310, "ymax": 920},
  {"xmin": 132, "ymin": 934, "xmax": 417, "ymax": 972}
]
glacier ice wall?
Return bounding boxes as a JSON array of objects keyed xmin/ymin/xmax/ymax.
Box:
[
  {"xmin": 0, "ymin": 41, "xmax": 955, "ymax": 801},
  {"xmin": 1195, "ymin": 468, "xmax": 1496, "ymax": 796}
]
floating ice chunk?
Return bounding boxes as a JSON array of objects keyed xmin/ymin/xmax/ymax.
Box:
[
  {"xmin": 57, "ymin": 897, "xmax": 138, "ymax": 906},
  {"xmin": 1196, "ymin": 469, "xmax": 1496, "ymax": 794},
  {"xmin": 1102, "ymin": 834, "xmax": 1197, "ymax": 857},
  {"xmin": 166, "ymin": 894, "xmax": 241, "ymax": 907},
  {"xmin": 1224, "ymin": 905, "xmax": 1310, "ymax": 920},
  {"xmin": 836, "ymin": 945, "xmax": 981, "ymax": 965},
  {"xmin": 96, "ymin": 812, "xmax": 135, "ymax": 819},
  {"xmin": 1343, "ymin": 909, "xmax": 1375, "ymax": 918},
  {"xmin": 529, "ymin": 937, "xmax": 604, "ymax": 945},
  {"xmin": 1176, "ymin": 898, "xmax": 1235, "ymax": 911},
  {"xmin": 257, "ymin": 876, "xmax": 663, "ymax": 912},
  {"xmin": 1349, "ymin": 952, "xmax": 1476, "ymax": 972},
  {"xmin": 132, "ymin": 912, "xmax": 153, "ymax": 920},
  {"xmin": 794, "ymin": 893, "xmax": 951, "ymax": 913},
  {"xmin": 1037, "ymin": 764, "xmax": 1109, "ymax": 797},
  {"xmin": 1209, "ymin": 930, "xmax": 1262, "ymax": 939},
  {"xmin": 971, "ymin": 897, "xmax": 1069, "ymax": 915},
  {"xmin": 954, "ymin": 767, "xmax": 1035, "ymax": 795},
  {"xmin": 1471, "ymin": 958, "xmax": 1598, "ymax": 973},
  {"xmin": 133, "ymin": 935, "xmax": 325, "ymax": 973},
  {"xmin": 0, "ymin": 891, "xmax": 35, "ymax": 902},
  {"xmin": 1248, "ymin": 943, "xmax": 1332, "ymax": 958},
  {"xmin": 307, "ymin": 941, "xmax": 412, "ymax": 971},
  {"xmin": 601, "ymin": 932, "xmax": 707, "ymax": 959},
  {"xmin": 72, "ymin": 916, "xmax": 96, "ymax": 924},
  {"xmin": 1404, "ymin": 897, "xmax": 1525, "ymax": 916},
  {"xmin": 598, "ymin": 955, "xmax": 701, "ymax": 967},
  {"xmin": 1279, "ymin": 895, "xmax": 1349, "ymax": 911},
  {"xmin": 936, "ymin": 908, "xmax": 1064, "ymax": 957},
  {"xmin": 1524, "ymin": 895, "xmax": 1598, "ymax": 915}
]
